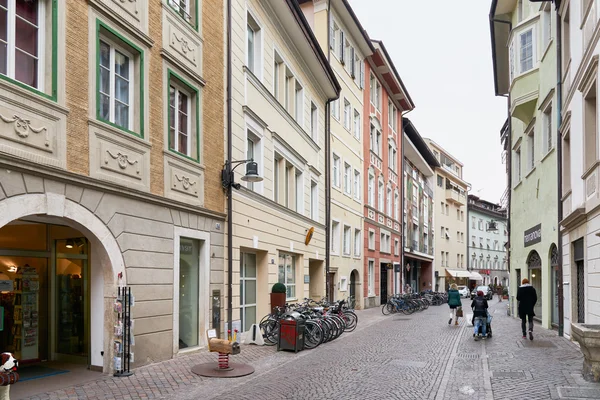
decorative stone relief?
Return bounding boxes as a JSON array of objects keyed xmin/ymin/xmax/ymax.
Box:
[
  {"xmin": 171, "ymin": 31, "xmax": 197, "ymax": 63},
  {"xmin": 387, "ymin": 219, "xmax": 392, "ymax": 228},
  {"xmin": 172, "ymin": 170, "xmax": 199, "ymax": 197},
  {"xmin": 106, "ymin": 150, "xmax": 139, "ymax": 172},
  {"xmin": 394, "ymin": 222, "xmax": 400, "ymax": 231},
  {"xmin": 368, "ymin": 209, "xmax": 375, "ymax": 220},
  {"xmin": 0, "ymin": 112, "xmax": 53, "ymax": 153},
  {"xmin": 586, "ymin": 171, "xmax": 597, "ymax": 199},
  {"xmin": 110, "ymin": 0, "xmax": 140, "ymax": 18},
  {"xmin": 378, "ymin": 214, "xmax": 384, "ymax": 224}
]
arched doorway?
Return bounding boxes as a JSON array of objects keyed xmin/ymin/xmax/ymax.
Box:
[
  {"xmin": 0, "ymin": 193, "xmax": 124, "ymax": 372},
  {"xmin": 526, "ymin": 250, "xmax": 542, "ymax": 319},
  {"xmin": 550, "ymin": 244, "xmax": 559, "ymax": 325},
  {"xmin": 349, "ymin": 269, "xmax": 359, "ymax": 308}
]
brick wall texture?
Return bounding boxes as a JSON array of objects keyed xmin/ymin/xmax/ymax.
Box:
[
  {"xmin": 63, "ymin": 0, "xmax": 224, "ymax": 214},
  {"xmin": 201, "ymin": 0, "xmax": 225, "ymax": 213},
  {"xmin": 65, "ymin": 0, "xmax": 90, "ymax": 175}
]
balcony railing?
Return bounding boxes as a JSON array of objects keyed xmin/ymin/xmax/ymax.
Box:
[
  {"xmin": 424, "ymin": 181, "xmax": 434, "ymax": 198},
  {"xmin": 445, "ymin": 188, "xmax": 466, "ymax": 206}
]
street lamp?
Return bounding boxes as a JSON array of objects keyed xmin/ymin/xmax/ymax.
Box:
[{"xmin": 222, "ymin": 158, "xmax": 262, "ymax": 337}]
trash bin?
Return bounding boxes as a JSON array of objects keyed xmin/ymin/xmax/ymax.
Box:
[{"xmin": 277, "ymin": 312, "xmax": 305, "ymax": 353}]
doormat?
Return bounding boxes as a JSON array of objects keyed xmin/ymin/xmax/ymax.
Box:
[{"xmin": 19, "ymin": 365, "xmax": 69, "ymax": 382}]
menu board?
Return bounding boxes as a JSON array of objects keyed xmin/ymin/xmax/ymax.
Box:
[{"xmin": 20, "ymin": 266, "xmax": 39, "ymax": 361}]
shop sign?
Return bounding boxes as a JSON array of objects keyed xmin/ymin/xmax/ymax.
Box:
[
  {"xmin": 0, "ymin": 280, "xmax": 13, "ymax": 292},
  {"xmin": 524, "ymin": 224, "xmax": 542, "ymax": 247},
  {"xmin": 394, "ymin": 263, "xmax": 401, "ymax": 273}
]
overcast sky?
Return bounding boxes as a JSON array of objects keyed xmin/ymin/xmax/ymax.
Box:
[{"xmin": 349, "ymin": 0, "xmax": 508, "ymax": 204}]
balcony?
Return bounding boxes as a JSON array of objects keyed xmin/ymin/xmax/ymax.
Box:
[{"xmin": 445, "ymin": 188, "xmax": 466, "ymax": 206}]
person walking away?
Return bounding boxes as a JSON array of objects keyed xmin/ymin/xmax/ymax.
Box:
[
  {"xmin": 471, "ymin": 290, "xmax": 489, "ymax": 340},
  {"xmin": 497, "ymin": 284, "xmax": 503, "ymax": 303},
  {"xmin": 517, "ymin": 278, "xmax": 537, "ymax": 340},
  {"xmin": 447, "ymin": 283, "xmax": 461, "ymax": 325}
]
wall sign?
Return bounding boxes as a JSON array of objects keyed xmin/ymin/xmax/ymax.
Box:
[
  {"xmin": 180, "ymin": 243, "xmax": 193, "ymax": 254},
  {"xmin": 524, "ymin": 223, "xmax": 542, "ymax": 247},
  {"xmin": 0, "ymin": 280, "xmax": 13, "ymax": 292}
]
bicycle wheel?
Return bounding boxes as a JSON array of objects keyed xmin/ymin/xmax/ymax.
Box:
[
  {"xmin": 259, "ymin": 318, "xmax": 279, "ymax": 345},
  {"xmin": 303, "ymin": 320, "xmax": 323, "ymax": 349},
  {"xmin": 382, "ymin": 303, "xmax": 391, "ymax": 315},
  {"xmin": 342, "ymin": 311, "xmax": 358, "ymax": 332}
]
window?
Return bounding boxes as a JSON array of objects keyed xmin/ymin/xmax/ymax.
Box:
[
  {"xmin": 354, "ymin": 170, "xmax": 361, "ymax": 200},
  {"xmin": 295, "ymin": 82, "xmax": 303, "ymax": 123},
  {"xmin": 487, "ymin": 238, "xmax": 491, "ymax": 249},
  {"xmin": 520, "ymin": 29, "xmax": 534, "ymax": 73},
  {"xmin": 168, "ymin": 73, "xmax": 199, "ymax": 160},
  {"xmin": 338, "ymin": 30, "xmax": 345, "ymax": 62},
  {"xmin": 445, "ymin": 204, "xmax": 449, "ymax": 216},
  {"xmin": 0, "ymin": 0, "xmax": 57, "ymax": 95},
  {"xmin": 278, "ymin": 252, "xmax": 296, "ymax": 299},
  {"xmin": 440, "ymin": 226, "xmax": 444, "ymax": 237},
  {"xmin": 375, "ymin": 81, "xmax": 381, "ymax": 110},
  {"xmin": 527, "ymin": 128, "xmax": 535, "ymax": 171},
  {"xmin": 343, "ymin": 225, "xmax": 351, "ymax": 255},
  {"xmin": 441, "ymin": 251, "xmax": 445, "ymax": 267},
  {"xmin": 354, "ymin": 229, "xmax": 361, "ymax": 257},
  {"xmin": 353, "ymin": 109, "xmax": 361, "ymax": 139},
  {"xmin": 370, "ymin": 123, "xmax": 382, "ymax": 156},
  {"xmin": 380, "ymin": 231, "xmax": 391, "ymax": 253},
  {"xmin": 246, "ymin": 13, "xmax": 261, "ymax": 75},
  {"xmin": 517, "ymin": 0, "xmax": 523, "ymax": 22},
  {"xmin": 310, "ymin": 180, "xmax": 318, "ymax": 220},
  {"xmin": 284, "ymin": 67, "xmax": 293, "ymax": 111},
  {"xmin": 273, "ymin": 52, "xmax": 282, "ymax": 100},
  {"xmin": 358, "ymin": 57, "xmax": 364, "ymax": 89},
  {"xmin": 394, "ymin": 239, "xmax": 400, "ymax": 256},
  {"xmin": 330, "ymin": 19, "xmax": 338, "ymax": 51},
  {"xmin": 562, "ymin": 6, "xmax": 570, "ymax": 67},
  {"xmin": 370, "ymin": 74, "xmax": 375, "ymax": 105},
  {"xmin": 563, "ymin": 131, "xmax": 571, "ymax": 194},
  {"xmin": 514, "ymin": 146, "xmax": 522, "ymax": 183},
  {"xmin": 471, "ymin": 235, "xmax": 476, "ymax": 246},
  {"xmin": 368, "ymin": 260, "xmax": 374, "ymax": 295},
  {"xmin": 98, "ymin": 37, "xmax": 136, "ymax": 132},
  {"xmin": 274, "ymin": 156, "xmax": 280, "ymax": 202},
  {"xmin": 543, "ymin": 104, "xmax": 552, "ymax": 153},
  {"xmin": 332, "ymin": 154, "xmax": 341, "ymax": 188},
  {"xmin": 378, "ymin": 179, "xmax": 384, "ymax": 211},
  {"xmin": 472, "ymin": 216, "xmax": 476, "ymax": 228},
  {"xmin": 461, "ymin": 232, "xmax": 464, "ymax": 243},
  {"xmin": 386, "ymin": 186, "xmax": 392, "ymax": 216},
  {"xmin": 344, "ymin": 162, "xmax": 351, "ymax": 195},
  {"xmin": 394, "ymin": 191, "xmax": 399, "ymax": 221},
  {"xmin": 445, "ymin": 228, "xmax": 450, "ymax": 240},
  {"xmin": 310, "ymin": 102, "xmax": 318, "ymax": 140},
  {"xmin": 245, "ymin": 131, "xmax": 261, "ymax": 190},
  {"xmin": 437, "ymin": 175, "xmax": 444, "ymax": 187},
  {"xmin": 584, "ymin": 83, "xmax": 597, "ymax": 171},
  {"xmin": 461, "ymin": 211, "xmax": 464, "ymax": 221},
  {"xmin": 479, "ymin": 237, "xmax": 483, "ymax": 248},
  {"xmin": 388, "ymin": 100, "xmax": 393, "ymax": 127},
  {"xmin": 368, "ymin": 229, "xmax": 375, "ymax": 250},
  {"xmin": 368, "ymin": 172, "xmax": 375, "ymax": 206},
  {"xmin": 331, "ymin": 98, "xmax": 340, "ymax": 120},
  {"xmin": 169, "ymin": 0, "xmax": 197, "ymax": 27},
  {"xmin": 331, "ymin": 221, "xmax": 340, "ymax": 254},
  {"xmin": 542, "ymin": 3, "xmax": 551, "ymax": 50},
  {"xmin": 295, "ymin": 170, "xmax": 303, "ymax": 214},
  {"xmin": 178, "ymin": 238, "xmax": 200, "ymax": 347},
  {"xmin": 478, "ymin": 219, "xmax": 483, "ymax": 230},
  {"xmin": 457, "ymin": 231, "xmax": 460, "ymax": 242},
  {"xmin": 240, "ymin": 252, "xmax": 257, "ymax": 331},
  {"xmin": 344, "ymin": 98, "xmax": 351, "ymax": 130}
]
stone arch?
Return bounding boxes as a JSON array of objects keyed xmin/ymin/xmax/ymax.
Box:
[
  {"xmin": 0, "ymin": 193, "xmax": 125, "ymax": 284},
  {"xmin": 549, "ymin": 243, "xmax": 558, "ymax": 267},
  {"xmin": 0, "ymin": 193, "xmax": 126, "ymax": 371},
  {"xmin": 526, "ymin": 250, "xmax": 541, "ymax": 269},
  {"xmin": 350, "ymin": 269, "xmax": 360, "ymax": 308}
]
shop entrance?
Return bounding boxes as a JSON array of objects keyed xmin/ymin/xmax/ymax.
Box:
[{"xmin": 0, "ymin": 221, "xmax": 90, "ymax": 367}]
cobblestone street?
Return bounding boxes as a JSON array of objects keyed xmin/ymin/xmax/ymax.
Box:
[{"xmin": 19, "ymin": 299, "xmax": 600, "ymax": 400}]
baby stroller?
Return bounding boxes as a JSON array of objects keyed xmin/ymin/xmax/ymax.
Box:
[{"xmin": 472, "ymin": 311, "xmax": 493, "ymax": 338}]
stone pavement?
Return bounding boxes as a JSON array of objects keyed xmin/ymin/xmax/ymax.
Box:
[{"xmin": 18, "ymin": 298, "xmax": 600, "ymax": 400}]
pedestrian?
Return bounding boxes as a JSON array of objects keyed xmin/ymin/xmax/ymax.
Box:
[
  {"xmin": 447, "ymin": 283, "xmax": 461, "ymax": 325},
  {"xmin": 471, "ymin": 290, "xmax": 489, "ymax": 340},
  {"xmin": 517, "ymin": 278, "xmax": 537, "ymax": 340},
  {"xmin": 497, "ymin": 284, "xmax": 503, "ymax": 302}
]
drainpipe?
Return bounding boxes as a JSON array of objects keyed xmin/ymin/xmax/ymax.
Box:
[
  {"xmin": 226, "ymin": 0, "xmax": 233, "ymax": 335},
  {"xmin": 556, "ymin": 3, "xmax": 564, "ymax": 337},
  {"xmin": 401, "ymin": 109, "xmax": 414, "ymax": 294},
  {"xmin": 325, "ymin": 0, "xmax": 332, "ymax": 302}
]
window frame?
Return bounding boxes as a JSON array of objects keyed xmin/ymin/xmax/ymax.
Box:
[
  {"xmin": 310, "ymin": 180, "xmax": 318, "ymax": 220},
  {"xmin": 0, "ymin": 0, "xmax": 58, "ymax": 100},
  {"xmin": 353, "ymin": 109, "xmax": 361, "ymax": 139},
  {"xmin": 96, "ymin": 20, "xmax": 145, "ymax": 138},
  {"xmin": 368, "ymin": 260, "xmax": 375, "ymax": 296},
  {"xmin": 331, "ymin": 220, "xmax": 340, "ymax": 255},
  {"xmin": 542, "ymin": 102, "xmax": 553, "ymax": 154},
  {"xmin": 343, "ymin": 224, "xmax": 351, "ymax": 256},
  {"xmin": 332, "ymin": 153, "xmax": 341, "ymax": 188},
  {"xmin": 167, "ymin": 70, "xmax": 201, "ymax": 162},
  {"xmin": 168, "ymin": 0, "xmax": 199, "ymax": 31},
  {"xmin": 343, "ymin": 98, "xmax": 351, "ymax": 131},
  {"xmin": 278, "ymin": 252, "xmax": 297, "ymax": 300},
  {"xmin": 368, "ymin": 229, "xmax": 375, "ymax": 250},
  {"xmin": 310, "ymin": 101, "xmax": 318, "ymax": 141},
  {"xmin": 246, "ymin": 11, "xmax": 262, "ymax": 78},
  {"xmin": 344, "ymin": 162, "xmax": 352, "ymax": 195},
  {"xmin": 353, "ymin": 169, "xmax": 361, "ymax": 201},
  {"xmin": 354, "ymin": 228, "xmax": 361, "ymax": 257}
]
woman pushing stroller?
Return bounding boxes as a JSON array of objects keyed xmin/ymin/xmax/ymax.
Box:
[{"xmin": 471, "ymin": 290, "xmax": 489, "ymax": 340}]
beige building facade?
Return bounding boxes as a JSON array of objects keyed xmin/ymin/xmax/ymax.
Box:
[
  {"xmin": 0, "ymin": 0, "xmax": 225, "ymax": 374},
  {"xmin": 425, "ymin": 139, "xmax": 469, "ymax": 291},
  {"xmin": 229, "ymin": 0, "xmax": 339, "ymax": 331},
  {"xmin": 299, "ymin": 0, "xmax": 373, "ymax": 307}
]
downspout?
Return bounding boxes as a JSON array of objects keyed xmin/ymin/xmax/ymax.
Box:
[
  {"xmin": 226, "ymin": 0, "xmax": 233, "ymax": 335},
  {"xmin": 556, "ymin": 3, "xmax": 564, "ymax": 337},
  {"xmin": 401, "ymin": 109, "xmax": 414, "ymax": 294},
  {"xmin": 325, "ymin": 0, "xmax": 332, "ymax": 301}
]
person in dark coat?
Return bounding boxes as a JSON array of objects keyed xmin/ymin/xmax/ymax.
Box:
[
  {"xmin": 447, "ymin": 283, "xmax": 462, "ymax": 325},
  {"xmin": 471, "ymin": 290, "xmax": 489, "ymax": 340},
  {"xmin": 517, "ymin": 278, "xmax": 537, "ymax": 340}
]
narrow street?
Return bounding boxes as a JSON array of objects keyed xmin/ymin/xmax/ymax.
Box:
[{"xmin": 20, "ymin": 298, "xmax": 600, "ymax": 400}]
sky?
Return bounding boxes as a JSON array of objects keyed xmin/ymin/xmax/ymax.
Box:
[{"xmin": 349, "ymin": 0, "xmax": 508, "ymax": 204}]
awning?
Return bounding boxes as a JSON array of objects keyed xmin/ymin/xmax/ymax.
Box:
[
  {"xmin": 445, "ymin": 269, "xmax": 471, "ymax": 278},
  {"xmin": 469, "ymin": 272, "xmax": 484, "ymax": 281}
]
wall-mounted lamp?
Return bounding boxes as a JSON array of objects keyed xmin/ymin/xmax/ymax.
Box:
[
  {"xmin": 532, "ymin": 273, "xmax": 536, "ymax": 278},
  {"xmin": 66, "ymin": 239, "xmax": 75, "ymax": 249}
]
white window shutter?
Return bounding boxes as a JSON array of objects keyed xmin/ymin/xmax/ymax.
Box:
[{"xmin": 360, "ymin": 61, "xmax": 364, "ymax": 89}]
